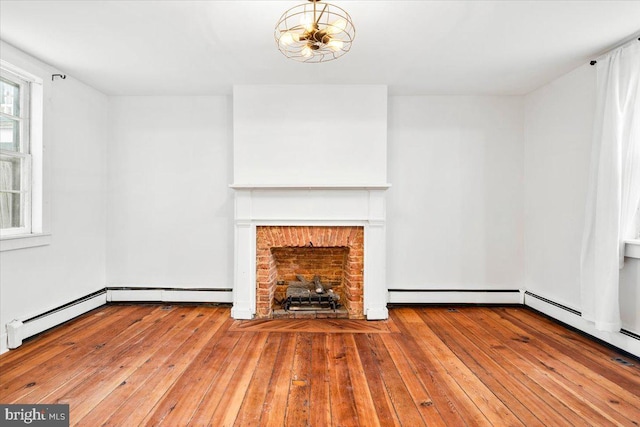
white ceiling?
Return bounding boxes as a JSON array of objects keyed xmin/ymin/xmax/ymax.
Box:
[{"xmin": 1, "ymin": 0, "xmax": 639, "ymax": 96}]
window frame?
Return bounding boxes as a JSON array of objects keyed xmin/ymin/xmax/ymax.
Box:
[{"xmin": 0, "ymin": 59, "xmax": 48, "ymax": 251}]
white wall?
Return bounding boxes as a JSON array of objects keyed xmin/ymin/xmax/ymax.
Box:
[
  {"xmin": 524, "ymin": 64, "xmax": 640, "ymax": 334},
  {"xmin": 233, "ymin": 85, "xmax": 388, "ymax": 186},
  {"xmin": 0, "ymin": 44, "xmax": 108, "ymax": 349},
  {"xmin": 106, "ymin": 96, "xmax": 233, "ymax": 289},
  {"xmin": 387, "ymin": 96, "xmax": 524, "ymax": 290},
  {"xmin": 110, "ymin": 92, "xmax": 525, "ymax": 296},
  {"xmin": 523, "ymin": 64, "xmax": 595, "ymax": 308}
]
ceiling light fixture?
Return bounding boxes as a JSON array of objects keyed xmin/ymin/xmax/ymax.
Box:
[{"xmin": 275, "ymin": 0, "xmax": 355, "ymax": 63}]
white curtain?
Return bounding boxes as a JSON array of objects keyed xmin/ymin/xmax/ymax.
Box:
[{"xmin": 580, "ymin": 41, "xmax": 640, "ymax": 332}]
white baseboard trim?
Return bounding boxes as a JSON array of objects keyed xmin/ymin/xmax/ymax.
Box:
[
  {"xmin": 366, "ymin": 306, "xmax": 389, "ymax": 320},
  {"xmin": 106, "ymin": 288, "xmax": 233, "ymax": 304},
  {"xmin": 230, "ymin": 305, "xmax": 254, "ymax": 319},
  {"xmin": 524, "ymin": 292, "xmax": 640, "ymax": 358},
  {"xmin": 388, "ymin": 289, "xmax": 523, "ymax": 305}
]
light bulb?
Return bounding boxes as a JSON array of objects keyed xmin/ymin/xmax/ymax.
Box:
[
  {"xmin": 301, "ymin": 45, "xmax": 313, "ymax": 58},
  {"xmin": 326, "ymin": 18, "xmax": 347, "ymax": 35},
  {"xmin": 300, "ymin": 14, "xmax": 314, "ymax": 32},
  {"xmin": 327, "ymin": 39, "xmax": 344, "ymax": 51},
  {"xmin": 279, "ymin": 31, "xmax": 299, "ymax": 46}
]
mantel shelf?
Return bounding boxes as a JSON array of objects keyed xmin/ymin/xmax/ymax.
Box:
[{"xmin": 229, "ymin": 184, "xmax": 392, "ymax": 190}]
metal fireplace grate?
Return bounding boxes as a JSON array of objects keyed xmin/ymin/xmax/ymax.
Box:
[{"xmin": 282, "ymin": 275, "xmax": 341, "ymax": 311}]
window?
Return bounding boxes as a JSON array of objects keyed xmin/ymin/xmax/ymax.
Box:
[
  {"xmin": 0, "ymin": 69, "xmax": 31, "ymax": 236},
  {"xmin": 0, "ymin": 60, "xmax": 45, "ymax": 250}
]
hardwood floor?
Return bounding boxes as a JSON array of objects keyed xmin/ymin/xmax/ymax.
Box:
[{"xmin": 1, "ymin": 304, "xmax": 639, "ymax": 426}]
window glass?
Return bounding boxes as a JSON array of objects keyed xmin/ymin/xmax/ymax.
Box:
[
  {"xmin": 0, "ymin": 77, "xmax": 20, "ymax": 117},
  {"xmin": 0, "ymin": 155, "xmax": 23, "ymax": 229},
  {"xmin": 0, "ymin": 115, "xmax": 20, "ymax": 151}
]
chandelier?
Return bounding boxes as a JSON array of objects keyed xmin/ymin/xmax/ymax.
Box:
[{"xmin": 275, "ymin": 0, "xmax": 356, "ymax": 63}]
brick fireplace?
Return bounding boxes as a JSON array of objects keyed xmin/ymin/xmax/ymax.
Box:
[
  {"xmin": 230, "ymin": 186, "xmax": 389, "ymax": 321},
  {"xmin": 256, "ymin": 226, "xmax": 364, "ymax": 319}
]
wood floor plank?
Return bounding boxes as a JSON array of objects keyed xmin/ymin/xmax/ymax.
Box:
[
  {"xmin": 0, "ymin": 305, "xmax": 149, "ymax": 388},
  {"xmin": 419, "ymin": 308, "xmax": 547, "ymax": 426},
  {"xmin": 75, "ymin": 307, "xmax": 214, "ymax": 426},
  {"xmin": 461, "ymin": 306, "xmax": 621, "ymax": 426},
  {"xmin": 343, "ymin": 334, "xmax": 382, "ymax": 427},
  {"xmin": 492, "ymin": 308, "xmax": 640, "ymax": 425},
  {"xmin": 41, "ymin": 306, "xmax": 180, "ymax": 409},
  {"xmin": 143, "ymin": 325, "xmax": 247, "ymax": 426},
  {"xmin": 384, "ymin": 311, "xmax": 469, "ymax": 426},
  {"xmin": 367, "ymin": 333, "xmax": 427, "ymax": 426},
  {"xmin": 105, "ymin": 311, "xmax": 234, "ymax": 426},
  {"xmin": 352, "ymin": 334, "xmax": 402, "ymax": 427},
  {"xmin": 483, "ymin": 307, "xmax": 640, "ymax": 426},
  {"xmin": 1, "ymin": 304, "xmax": 638, "ymax": 427},
  {"xmin": 378, "ymin": 333, "xmax": 449, "ymax": 427},
  {"xmin": 284, "ymin": 333, "xmax": 312, "ymax": 427},
  {"xmin": 0, "ymin": 305, "xmax": 150, "ymax": 403},
  {"xmin": 0, "ymin": 305, "xmax": 124, "ymax": 368},
  {"xmin": 503, "ymin": 307, "xmax": 640, "ymax": 390},
  {"xmin": 309, "ymin": 334, "xmax": 332, "ymax": 427},
  {"xmin": 447, "ymin": 307, "xmax": 587, "ymax": 426},
  {"xmin": 206, "ymin": 332, "xmax": 269, "ymax": 426},
  {"xmin": 514, "ymin": 307, "xmax": 640, "ymax": 379},
  {"xmin": 472, "ymin": 307, "xmax": 626, "ymax": 426},
  {"xmin": 1, "ymin": 305, "xmax": 167, "ymax": 405},
  {"xmin": 139, "ymin": 315, "xmax": 241, "ymax": 426},
  {"xmin": 234, "ymin": 333, "xmax": 283, "ymax": 427},
  {"xmin": 393, "ymin": 308, "xmax": 493, "ymax": 426},
  {"xmin": 327, "ymin": 333, "xmax": 360, "ymax": 427},
  {"xmin": 258, "ymin": 333, "xmax": 296, "ymax": 427},
  {"xmin": 57, "ymin": 307, "xmax": 193, "ymax": 422},
  {"xmin": 180, "ymin": 332, "xmax": 254, "ymax": 426}
]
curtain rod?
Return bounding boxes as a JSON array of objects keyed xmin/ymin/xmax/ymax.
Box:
[{"xmin": 590, "ymin": 37, "xmax": 640, "ymax": 66}]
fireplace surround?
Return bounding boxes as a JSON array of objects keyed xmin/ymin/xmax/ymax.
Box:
[{"xmin": 230, "ymin": 185, "xmax": 389, "ymax": 320}]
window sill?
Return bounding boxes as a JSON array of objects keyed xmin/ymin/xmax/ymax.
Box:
[
  {"xmin": 625, "ymin": 240, "xmax": 640, "ymax": 259},
  {"xmin": 0, "ymin": 233, "xmax": 51, "ymax": 252}
]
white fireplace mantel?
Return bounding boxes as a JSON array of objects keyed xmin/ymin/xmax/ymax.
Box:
[{"xmin": 230, "ymin": 184, "xmax": 391, "ymax": 320}]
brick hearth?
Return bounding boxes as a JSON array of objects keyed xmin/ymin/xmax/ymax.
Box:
[{"xmin": 256, "ymin": 226, "xmax": 364, "ymax": 319}]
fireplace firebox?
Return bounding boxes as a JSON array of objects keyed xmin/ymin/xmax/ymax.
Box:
[{"xmin": 256, "ymin": 226, "xmax": 364, "ymax": 319}]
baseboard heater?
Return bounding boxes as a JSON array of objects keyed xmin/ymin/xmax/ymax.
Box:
[
  {"xmin": 523, "ymin": 291, "xmax": 640, "ymax": 359},
  {"xmin": 524, "ymin": 290, "xmax": 639, "ymax": 342},
  {"xmin": 523, "ymin": 291, "xmax": 581, "ymax": 315},
  {"xmin": 7, "ymin": 289, "xmax": 107, "ymax": 349},
  {"xmin": 621, "ymin": 329, "xmax": 640, "ymax": 341},
  {"xmin": 106, "ymin": 287, "xmax": 233, "ymax": 304},
  {"xmin": 5, "ymin": 287, "xmax": 233, "ymax": 350},
  {"xmin": 388, "ymin": 289, "xmax": 522, "ymax": 305}
]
